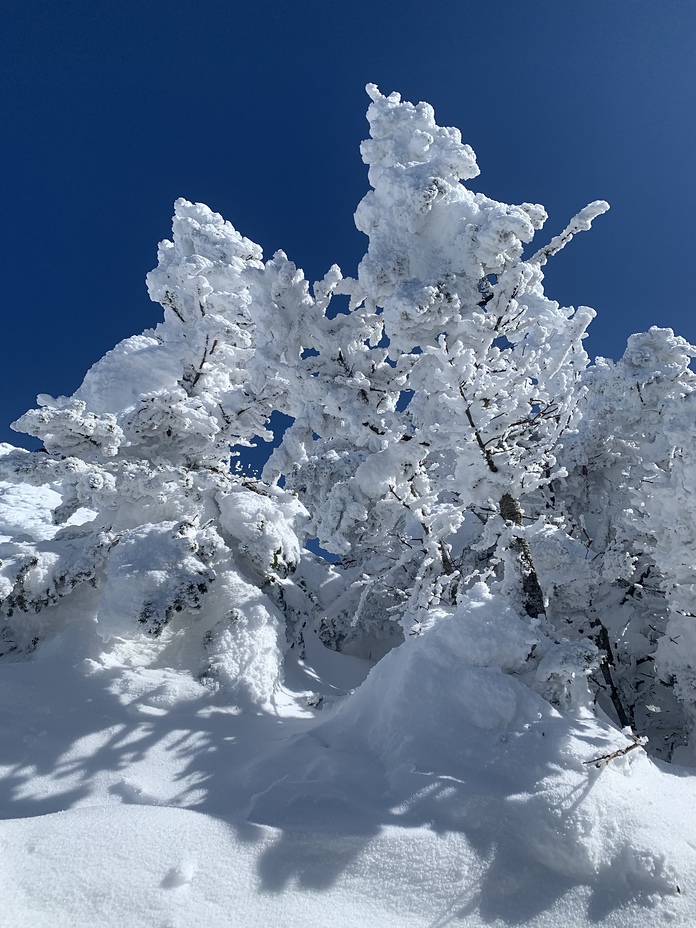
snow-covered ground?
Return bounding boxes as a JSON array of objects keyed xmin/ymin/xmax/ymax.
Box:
[{"xmin": 2, "ymin": 480, "xmax": 696, "ymax": 928}]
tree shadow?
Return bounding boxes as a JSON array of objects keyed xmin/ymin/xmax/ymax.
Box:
[
  {"xmin": 244, "ymin": 706, "xmax": 686, "ymax": 923},
  {"xmin": 0, "ymin": 642, "xmax": 689, "ymax": 925}
]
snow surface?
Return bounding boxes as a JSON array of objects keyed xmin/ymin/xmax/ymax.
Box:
[{"xmin": 2, "ymin": 484, "xmax": 696, "ymax": 927}]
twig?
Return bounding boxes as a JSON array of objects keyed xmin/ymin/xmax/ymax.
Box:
[
  {"xmin": 584, "ymin": 733, "xmax": 648, "ymax": 768},
  {"xmin": 190, "ymin": 335, "xmax": 211, "ymax": 390},
  {"xmin": 463, "ymin": 402, "xmax": 498, "ymax": 473}
]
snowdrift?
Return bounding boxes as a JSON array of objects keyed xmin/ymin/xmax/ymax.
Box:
[{"xmin": 2, "ymin": 518, "xmax": 695, "ymax": 927}]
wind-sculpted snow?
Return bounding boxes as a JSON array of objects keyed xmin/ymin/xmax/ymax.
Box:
[
  {"xmin": 2, "ymin": 86, "xmax": 696, "ymax": 926},
  {"xmin": 303, "ymin": 587, "xmax": 686, "ymax": 896}
]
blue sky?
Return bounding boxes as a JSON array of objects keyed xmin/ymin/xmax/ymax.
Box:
[{"xmin": 2, "ymin": 1, "xmax": 695, "ymax": 449}]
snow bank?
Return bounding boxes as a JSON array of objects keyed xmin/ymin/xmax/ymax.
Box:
[
  {"xmin": 1, "ymin": 588, "xmax": 696, "ymax": 927},
  {"xmin": 262, "ymin": 587, "xmax": 696, "ymax": 918}
]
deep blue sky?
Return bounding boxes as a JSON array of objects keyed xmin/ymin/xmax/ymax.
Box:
[{"xmin": 2, "ymin": 1, "xmax": 695, "ymax": 449}]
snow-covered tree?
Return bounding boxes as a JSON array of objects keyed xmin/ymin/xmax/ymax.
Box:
[
  {"xmin": 0, "ymin": 200, "xmax": 307, "ymax": 707},
  {"xmin": 347, "ymin": 85, "xmax": 606, "ymax": 622},
  {"xmin": 256, "ymin": 87, "xmax": 608, "ymax": 688},
  {"xmin": 549, "ymin": 327, "xmax": 696, "ymax": 755},
  {"xmin": 2, "ymin": 85, "xmax": 696, "ymax": 759}
]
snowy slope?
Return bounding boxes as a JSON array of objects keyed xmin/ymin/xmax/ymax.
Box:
[{"xmin": 1, "ymin": 480, "xmax": 696, "ymax": 928}]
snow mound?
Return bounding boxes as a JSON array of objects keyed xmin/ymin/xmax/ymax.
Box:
[
  {"xmin": 1, "ymin": 594, "xmax": 696, "ymax": 927},
  {"xmin": 240, "ymin": 586, "xmax": 695, "ymax": 924}
]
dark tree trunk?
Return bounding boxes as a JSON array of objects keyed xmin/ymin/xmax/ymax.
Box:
[{"xmin": 499, "ymin": 493, "xmax": 546, "ymax": 619}]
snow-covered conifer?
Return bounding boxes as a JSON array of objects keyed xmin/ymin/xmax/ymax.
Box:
[{"xmin": 0, "ymin": 200, "xmax": 307, "ymax": 707}]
